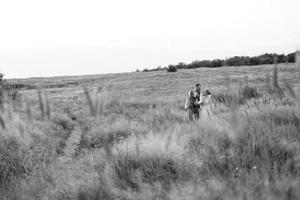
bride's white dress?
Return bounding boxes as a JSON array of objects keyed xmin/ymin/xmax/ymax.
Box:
[
  {"xmin": 199, "ymin": 94, "xmax": 213, "ymax": 120},
  {"xmin": 199, "ymin": 94, "xmax": 231, "ymax": 132}
]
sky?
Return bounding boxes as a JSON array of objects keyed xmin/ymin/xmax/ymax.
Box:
[{"xmin": 0, "ymin": 0, "xmax": 300, "ymax": 78}]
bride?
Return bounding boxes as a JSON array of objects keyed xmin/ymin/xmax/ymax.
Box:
[{"xmin": 199, "ymin": 88, "xmax": 213, "ymax": 120}]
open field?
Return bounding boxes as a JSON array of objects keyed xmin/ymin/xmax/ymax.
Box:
[{"xmin": 1, "ymin": 63, "xmax": 300, "ymax": 200}]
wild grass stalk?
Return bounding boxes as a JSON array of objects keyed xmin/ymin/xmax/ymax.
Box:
[
  {"xmin": 84, "ymin": 86, "xmax": 108, "ymax": 117},
  {"xmin": 37, "ymin": 89, "xmax": 51, "ymax": 119}
]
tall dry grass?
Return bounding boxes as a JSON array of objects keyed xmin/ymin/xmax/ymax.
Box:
[{"xmin": 0, "ymin": 53, "xmax": 300, "ymax": 199}]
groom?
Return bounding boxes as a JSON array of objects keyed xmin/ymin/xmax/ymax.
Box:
[{"xmin": 185, "ymin": 83, "xmax": 203, "ymax": 121}]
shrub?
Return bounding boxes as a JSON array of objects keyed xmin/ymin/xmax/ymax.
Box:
[
  {"xmin": 0, "ymin": 74, "xmax": 22, "ymax": 104},
  {"xmin": 79, "ymin": 119, "xmax": 132, "ymax": 150},
  {"xmin": 234, "ymin": 106, "xmax": 300, "ymax": 173},
  {"xmin": 214, "ymin": 85, "xmax": 260, "ymax": 106},
  {"xmin": 167, "ymin": 65, "xmax": 177, "ymax": 72},
  {"xmin": 51, "ymin": 114, "xmax": 76, "ymax": 154},
  {"xmin": 242, "ymin": 85, "xmax": 260, "ymax": 99},
  {"xmin": 0, "ymin": 137, "xmax": 28, "ymax": 190},
  {"xmin": 0, "ymin": 135, "xmax": 53, "ymax": 193},
  {"xmin": 111, "ymin": 154, "xmax": 194, "ymax": 190}
]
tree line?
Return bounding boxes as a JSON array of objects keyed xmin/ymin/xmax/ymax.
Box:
[{"xmin": 140, "ymin": 52, "xmax": 297, "ymax": 72}]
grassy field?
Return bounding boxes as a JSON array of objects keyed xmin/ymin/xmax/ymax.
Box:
[{"xmin": 1, "ymin": 62, "xmax": 300, "ymax": 200}]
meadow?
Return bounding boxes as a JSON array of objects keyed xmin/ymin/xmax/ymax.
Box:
[{"xmin": 0, "ymin": 61, "xmax": 300, "ymax": 200}]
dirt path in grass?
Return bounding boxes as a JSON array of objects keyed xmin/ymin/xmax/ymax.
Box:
[
  {"xmin": 53, "ymin": 126, "xmax": 101, "ymax": 195},
  {"xmin": 58, "ymin": 126, "xmax": 82, "ymax": 163}
]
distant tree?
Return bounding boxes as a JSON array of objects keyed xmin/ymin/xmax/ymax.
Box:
[
  {"xmin": 277, "ymin": 54, "xmax": 287, "ymax": 63},
  {"xmin": 177, "ymin": 62, "xmax": 187, "ymax": 69},
  {"xmin": 210, "ymin": 59, "xmax": 223, "ymax": 67},
  {"xmin": 167, "ymin": 65, "xmax": 177, "ymax": 72},
  {"xmin": 250, "ymin": 57, "xmax": 260, "ymax": 65},
  {"xmin": 136, "ymin": 69, "xmax": 140, "ymax": 72},
  {"xmin": 139, "ymin": 51, "xmax": 297, "ymax": 72},
  {"xmin": 0, "ymin": 73, "xmax": 4, "ymax": 83},
  {"xmin": 287, "ymin": 53, "xmax": 295, "ymax": 63},
  {"xmin": 156, "ymin": 66, "xmax": 162, "ymax": 71},
  {"xmin": 258, "ymin": 53, "xmax": 274, "ymax": 64}
]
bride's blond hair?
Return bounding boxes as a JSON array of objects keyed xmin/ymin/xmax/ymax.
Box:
[{"xmin": 203, "ymin": 88, "xmax": 211, "ymax": 96}]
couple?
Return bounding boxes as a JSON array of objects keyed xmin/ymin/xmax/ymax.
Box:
[{"xmin": 184, "ymin": 83, "xmax": 213, "ymax": 121}]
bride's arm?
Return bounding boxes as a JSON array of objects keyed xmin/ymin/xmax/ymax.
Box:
[
  {"xmin": 208, "ymin": 96, "xmax": 214, "ymax": 117},
  {"xmin": 184, "ymin": 91, "xmax": 190, "ymax": 110},
  {"xmin": 198, "ymin": 93, "xmax": 204, "ymax": 107}
]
